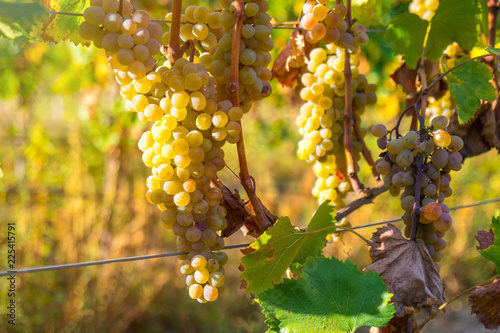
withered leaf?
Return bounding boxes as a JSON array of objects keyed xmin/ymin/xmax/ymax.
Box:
[
  {"xmin": 364, "ymin": 224, "xmax": 445, "ymax": 317},
  {"xmin": 476, "ymin": 229, "xmax": 495, "ymax": 251},
  {"xmin": 220, "ymin": 184, "xmax": 251, "ymax": 238},
  {"xmin": 469, "ymin": 278, "xmax": 500, "ymax": 330},
  {"xmin": 390, "ymin": 60, "xmax": 447, "ymax": 99},
  {"xmin": 448, "ymin": 97, "xmax": 500, "ymax": 159},
  {"xmin": 370, "ymin": 314, "xmax": 416, "ymax": 333},
  {"xmin": 272, "ymin": 29, "xmax": 313, "ymax": 87}
]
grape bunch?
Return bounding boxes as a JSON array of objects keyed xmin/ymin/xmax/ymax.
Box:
[
  {"xmin": 299, "ymin": 2, "xmax": 368, "ymax": 52},
  {"xmin": 79, "ymin": 0, "xmax": 163, "ymax": 85},
  {"xmin": 373, "ymin": 116, "xmax": 464, "ymax": 262},
  {"xmin": 209, "ymin": 0, "xmax": 274, "ymax": 108},
  {"xmin": 296, "ymin": 47, "xmax": 377, "ymax": 207},
  {"xmin": 137, "ymin": 59, "xmax": 232, "ymax": 303},
  {"xmin": 409, "ymin": 0, "xmax": 439, "ymax": 20}
]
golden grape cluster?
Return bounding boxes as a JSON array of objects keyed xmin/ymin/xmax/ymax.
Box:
[
  {"xmin": 78, "ymin": 0, "xmax": 273, "ymax": 303},
  {"xmin": 373, "ymin": 116, "xmax": 463, "ymax": 262}
]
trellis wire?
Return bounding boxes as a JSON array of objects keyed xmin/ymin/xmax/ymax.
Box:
[
  {"xmin": 44, "ymin": 10, "xmax": 385, "ymax": 32},
  {"xmin": 1, "ymin": 197, "xmax": 499, "ymax": 277}
]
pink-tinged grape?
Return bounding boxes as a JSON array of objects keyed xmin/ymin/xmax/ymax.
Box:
[
  {"xmin": 449, "ymin": 135, "xmax": 464, "ymax": 152},
  {"xmin": 431, "ymin": 115, "xmax": 448, "ymax": 130},
  {"xmin": 434, "ymin": 212, "xmax": 452, "ymax": 232},
  {"xmin": 300, "ymin": 13, "xmax": 319, "ymax": 30},
  {"xmin": 446, "ymin": 153, "xmax": 462, "ymax": 171},
  {"xmin": 431, "ymin": 148, "xmax": 449, "ymax": 169},
  {"xmin": 433, "ymin": 129, "xmax": 451, "ymax": 148},
  {"xmin": 302, "ymin": 0, "xmax": 315, "ymax": 14},
  {"xmin": 376, "ymin": 160, "xmax": 391, "ymax": 175},
  {"xmin": 423, "ymin": 183, "xmax": 437, "ymax": 197},
  {"xmin": 338, "ymin": 32, "xmax": 354, "ymax": 48},
  {"xmin": 377, "ymin": 137, "xmax": 387, "ymax": 150},
  {"xmin": 352, "ymin": 24, "xmax": 366, "ymax": 35},
  {"xmin": 203, "ymin": 285, "xmax": 218, "ymax": 302},
  {"xmin": 422, "ymin": 202, "xmax": 442, "ymax": 221},
  {"xmin": 401, "ymin": 195, "xmax": 415, "ymax": 211},
  {"xmin": 311, "ymin": 23, "xmax": 327, "ymax": 40},
  {"xmin": 371, "ymin": 124, "xmax": 387, "ymax": 137},
  {"xmin": 133, "ymin": 10, "xmax": 151, "ymax": 28}
]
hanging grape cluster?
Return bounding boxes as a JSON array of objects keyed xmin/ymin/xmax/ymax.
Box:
[
  {"xmin": 373, "ymin": 116, "xmax": 464, "ymax": 262},
  {"xmin": 78, "ymin": 0, "xmax": 276, "ymax": 303},
  {"xmin": 296, "ymin": 47, "xmax": 376, "ymax": 209}
]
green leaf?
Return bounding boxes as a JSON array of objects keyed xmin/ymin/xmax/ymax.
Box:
[
  {"xmin": 0, "ymin": 2, "xmax": 45, "ymax": 44},
  {"xmin": 478, "ymin": 216, "xmax": 500, "ymax": 275},
  {"xmin": 258, "ymin": 257, "xmax": 396, "ymax": 333},
  {"xmin": 294, "ymin": 200, "xmax": 336, "ymax": 264},
  {"xmin": 41, "ymin": 0, "xmax": 90, "ymax": 46},
  {"xmin": 241, "ymin": 203, "xmax": 337, "ymax": 296},
  {"xmin": 385, "ymin": 13, "xmax": 428, "ymax": 69},
  {"xmin": 386, "ymin": 0, "xmax": 479, "ymax": 69},
  {"xmin": 447, "ymin": 58, "xmax": 497, "ymax": 123},
  {"xmin": 425, "ymin": 0, "xmax": 479, "ymax": 61},
  {"xmin": 486, "ymin": 46, "xmax": 500, "ymax": 55}
]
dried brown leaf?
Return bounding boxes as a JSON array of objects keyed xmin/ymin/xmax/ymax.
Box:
[
  {"xmin": 272, "ymin": 29, "xmax": 313, "ymax": 87},
  {"xmin": 391, "ymin": 61, "xmax": 446, "ymax": 99},
  {"xmin": 364, "ymin": 224, "xmax": 445, "ymax": 317},
  {"xmin": 220, "ymin": 185, "xmax": 251, "ymax": 238},
  {"xmin": 469, "ymin": 278, "xmax": 500, "ymax": 330},
  {"xmin": 448, "ymin": 98, "xmax": 500, "ymax": 159},
  {"xmin": 476, "ymin": 229, "xmax": 495, "ymax": 251}
]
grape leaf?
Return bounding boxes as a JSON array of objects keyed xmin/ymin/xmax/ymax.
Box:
[
  {"xmin": 0, "ymin": 2, "xmax": 45, "ymax": 44},
  {"xmin": 469, "ymin": 278, "xmax": 500, "ymax": 330},
  {"xmin": 447, "ymin": 58, "xmax": 497, "ymax": 124},
  {"xmin": 365, "ymin": 224, "xmax": 445, "ymax": 316},
  {"xmin": 241, "ymin": 201, "xmax": 336, "ymax": 296},
  {"xmin": 486, "ymin": 46, "xmax": 500, "ymax": 55},
  {"xmin": 476, "ymin": 216, "xmax": 500, "ymax": 275},
  {"xmin": 41, "ymin": 0, "xmax": 90, "ymax": 46},
  {"xmin": 384, "ymin": 13, "xmax": 428, "ymax": 69},
  {"xmin": 294, "ymin": 200, "xmax": 336, "ymax": 264},
  {"xmin": 258, "ymin": 257, "xmax": 396, "ymax": 333},
  {"xmin": 385, "ymin": 0, "xmax": 479, "ymax": 69},
  {"xmin": 425, "ymin": 0, "xmax": 479, "ymax": 61}
]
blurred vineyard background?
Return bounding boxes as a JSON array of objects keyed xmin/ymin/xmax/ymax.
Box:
[{"xmin": 1, "ymin": 0, "xmax": 499, "ymax": 332}]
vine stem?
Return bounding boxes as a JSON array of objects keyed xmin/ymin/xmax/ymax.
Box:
[
  {"xmin": 230, "ymin": 0, "xmax": 272, "ymax": 232},
  {"xmin": 166, "ymin": 0, "xmax": 183, "ymax": 64},
  {"xmin": 410, "ymin": 48, "xmax": 428, "ymax": 243},
  {"xmin": 343, "ymin": 0, "xmax": 365, "ymax": 195},
  {"xmin": 415, "ymin": 276, "xmax": 498, "ymax": 332}
]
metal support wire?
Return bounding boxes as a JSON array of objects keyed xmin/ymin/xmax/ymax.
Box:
[
  {"xmin": 0, "ymin": 243, "xmax": 251, "ymax": 277},
  {"xmin": 1, "ymin": 196, "xmax": 499, "ymax": 277}
]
